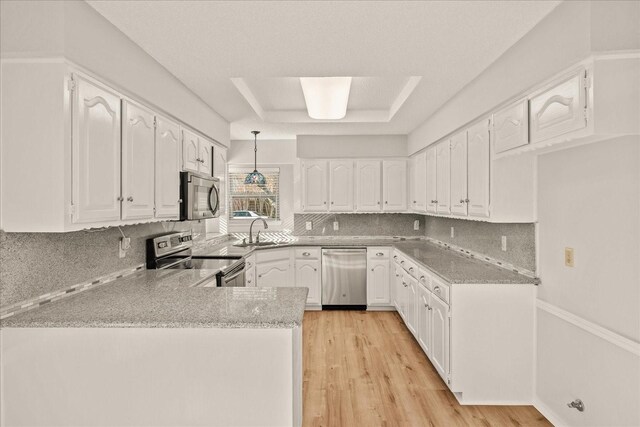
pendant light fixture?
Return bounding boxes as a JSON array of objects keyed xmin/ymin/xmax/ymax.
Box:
[{"xmin": 244, "ymin": 130, "xmax": 266, "ymax": 185}]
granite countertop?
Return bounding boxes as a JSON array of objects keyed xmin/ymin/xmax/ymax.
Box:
[
  {"xmin": 1, "ymin": 269, "xmax": 308, "ymax": 329},
  {"xmin": 195, "ymin": 237, "xmax": 537, "ymax": 285}
]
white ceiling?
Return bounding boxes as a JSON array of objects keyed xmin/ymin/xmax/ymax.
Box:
[{"xmin": 87, "ymin": 0, "xmax": 560, "ymax": 141}]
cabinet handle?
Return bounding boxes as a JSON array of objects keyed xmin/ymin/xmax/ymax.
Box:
[
  {"xmin": 323, "ymin": 201, "xmax": 327, "ymax": 205},
  {"xmin": 178, "ymin": 198, "xmax": 183, "ymax": 203},
  {"xmin": 400, "ymin": 260, "xmax": 405, "ymax": 265},
  {"xmin": 302, "ymin": 252, "xmax": 310, "ymax": 256},
  {"xmin": 376, "ymin": 252, "xmax": 384, "ymax": 257},
  {"xmin": 393, "ymin": 255, "xmax": 398, "ymax": 260},
  {"xmin": 465, "ymin": 198, "xmax": 470, "ymax": 203},
  {"xmin": 420, "ymin": 276, "xmax": 425, "ymax": 281},
  {"xmin": 127, "ymin": 196, "xmax": 134, "ymax": 202},
  {"xmin": 413, "ymin": 200, "xmax": 416, "ymax": 203},
  {"xmin": 385, "ymin": 201, "xmax": 388, "ymax": 204},
  {"xmin": 246, "ymin": 262, "xmax": 252, "ymax": 268},
  {"xmin": 460, "ymin": 199, "xmax": 465, "ymax": 204},
  {"xmin": 409, "ymin": 267, "xmax": 414, "ymax": 273},
  {"xmin": 117, "ymin": 196, "xmax": 124, "ymax": 202},
  {"xmin": 424, "ymin": 303, "xmax": 428, "ymax": 308},
  {"xmin": 377, "ymin": 201, "xmax": 380, "ymax": 205},
  {"xmin": 331, "ymin": 201, "xmax": 334, "ymax": 205},
  {"xmin": 403, "ymin": 282, "xmax": 408, "ymax": 287},
  {"xmin": 567, "ymin": 399, "xmax": 584, "ymax": 412},
  {"xmin": 371, "ymin": 268, "xmax": 374, "ymax": 272},
  {"xmin": 434, "ymin": 285, "xmax": 441, "ymax": 293},
  {"xmin": 247, "ymin": 280, "xmax": 252, "ymax": 284},
  {"xmin": 196, "ymin": 158, "xmax": 201, "ymax": 162},
  {"xmin": 314, "ymin": 268, "xmax": 317, "ymax": 272}
]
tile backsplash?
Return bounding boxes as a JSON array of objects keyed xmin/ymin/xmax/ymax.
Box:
[
  {"xmin": 294, "ymin": 213, "xmax": 425, "ymax": 237},
  {"xmin": 424, "ymin": 216, "xmax": 536, "ymax": 272},
  {"xmin": 0, "ymin": 221, "xmax": 207, "ymax": 308}
]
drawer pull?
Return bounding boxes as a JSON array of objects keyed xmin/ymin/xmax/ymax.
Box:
[
  {"xmin": 434, "ymin": 286, "xmax": 441, "ymax": 293},
  {"xmin": 302, "ymin": 252, "xmax": 311, "ymax": 256},
  {"xmin": 420, "ymin": 276, "xmax": 425, "ymax": 281},
  {"xmin": 567, "ymin": 399, "xmax": 584, "ymax": 412},
  {"xmin": 247, "ymin": 280, "xmax": 252, "ymax": 284},
  {"xmin": 400, "ymin": 260, "xmax": 405, "ymax": 265},
  {"xmin": 246, "ymin": 262, "xmax": 252, "ymax": 268},
  {"xmin": 409, "ymin": 267, "xmax": 414, "ymax": 273},
  {"xmin": 376, "ymin": 252, "xmax": 384, "ymax": 257}
]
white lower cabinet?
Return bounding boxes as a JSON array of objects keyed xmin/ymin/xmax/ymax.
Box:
[
  {"xmin": 256, "ymin": 261, "xmax": 291, "ymax": 287},
  {"xmin": 366, "ymin": 248, "xmax": 390, "ymax": 306},
  {"xmin": 294, "ymin": 248, "xmax": 321, "ymax": 306},
  {"xmin": 392, "ymin": 249, "xmax": 535, "ymax": 404}
]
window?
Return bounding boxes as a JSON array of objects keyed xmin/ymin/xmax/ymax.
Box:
[{"xmin": 228, "ymin": 168, "xmax": 280, "ymax": 221}]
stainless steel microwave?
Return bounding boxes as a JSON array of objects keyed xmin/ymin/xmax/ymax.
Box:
[{"xmin": 180, "ymin": 172, "xmax": 220, "ymax": 220}]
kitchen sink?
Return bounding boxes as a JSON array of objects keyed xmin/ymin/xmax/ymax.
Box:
[{"xmin": 233, "ymin": 241, "xmax": 278, "ymax": 248}]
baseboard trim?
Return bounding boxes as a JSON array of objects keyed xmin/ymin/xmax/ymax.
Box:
[
  {"xmin": 534, "ymin": 397, "xmax": 566, "ymax": 427},
  {"xmin": 366, "ymin": 306, "xmax": 396, "ymax": 311},
  {"xmin": 537, "ymin": 300, "xmax": 640, "ymax": 356}
]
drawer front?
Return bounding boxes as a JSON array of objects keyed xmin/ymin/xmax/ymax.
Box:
[
  {"xmin": 431, "ymin": 276, "xmax": 450, "ymax": 304},
  {"xmin": 294, "ymin": 247, "xmax": 320, "ymax": 260},
  {"xmin": 256, "ymin": 248, "xmax": 290, "ymax": 263},
  {"xmin": 367, "ymin": 247, "xmax": 390, "ymax": 260}
]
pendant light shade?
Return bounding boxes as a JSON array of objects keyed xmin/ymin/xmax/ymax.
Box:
[{"xmin": 244, "ymin": 131, "xmax": 266, "ymax": 185}]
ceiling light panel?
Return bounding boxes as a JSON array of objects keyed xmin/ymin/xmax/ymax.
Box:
[{"xmin": 300, "ymin": 77, "xmax": 352, "ymax": 120}]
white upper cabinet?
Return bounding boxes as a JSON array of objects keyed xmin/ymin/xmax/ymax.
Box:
[
  {"xmin": 382, "ymin": 160, "xmax": 407, "ymax": 211},
  {"xmin": 302, "ymin": 160, "xmax": 328, "ymax": 211},
  {"xmin": 355, "ymin": 160, "xmax": 382, "ymax": 212},
  {"xmin": 155, "ymin": 115, "xmax": 181, "ymax": 219},
  {"xmin": 436, "ymin": 142, "xmax": 451, "ymax": 215},
  {"xmin": 426, "ymin": 146, "xmax": 438, "ymax": 214},
  {"xmin": 449, "ymin": 132, "xmax": 468, "ymax": 216},
  {"xmin": 529, "ymin": 70, "xmax": 586, "ymax": 144},
  {"xmin": 199, "ymin": 139, "xmax": 213, "ymax": 176},
  {"xmin": 467, "ymin": 120, "xmax": 491, "ymax": 218},
  {"xmin": 493, "ymin": 100, "xmax": 529, "ymax": 154},
  {"xmin": 72, "ymin": 75, "xmax": 122, "ymax": 224},
  {"xmin": 411, "ymin": 151, "xmax": 427, "ymax": 212},
  {"xmin": 329, "ymin": 160, "xmax": 354, "ymax": 211},
  {"xmin": 182, "ymin": 129, "xmax": 200, "ymax": 173},
  {"xmin": 121, "ymin": 101, "xmax": 155, "ymax": 221}
]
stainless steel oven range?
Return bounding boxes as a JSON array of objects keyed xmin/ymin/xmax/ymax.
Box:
[{"xmin": 146, "ymin": 231, "xmax": 245, "ymax": 287}]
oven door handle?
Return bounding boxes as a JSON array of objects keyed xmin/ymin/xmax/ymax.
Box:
[{"xmin": 224, "ymin": 268, "xmax": 244, "ymax": 283}]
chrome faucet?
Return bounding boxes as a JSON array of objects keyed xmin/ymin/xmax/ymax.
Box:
[{"xmin": 248, "ymin": 218, "xmax": 268, "ymax": 244}]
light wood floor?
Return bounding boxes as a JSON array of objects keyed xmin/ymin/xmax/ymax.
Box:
[{"xmin": 302, "ymin": 311, "xmax": 551, "ymax": 427}]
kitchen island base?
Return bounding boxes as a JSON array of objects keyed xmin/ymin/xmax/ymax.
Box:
[{"xmin": 1, "ymin": 327, "xmax": 302, "ymax": 427}]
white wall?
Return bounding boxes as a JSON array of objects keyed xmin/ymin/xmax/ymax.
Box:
[
  {"xmin": 0, "ymin": 0, "xmax": 229, "ymax": 146},
  {"xmin": 535, "ymin": 137, "xmax": 640, "ymax": 425},
  {"xmin": 297, "ymin": 135, "xmax": 407, "ymax": 158},
  {"xmin": 227, "ymin": 140, "xmax": 297, "ymax": 232}
]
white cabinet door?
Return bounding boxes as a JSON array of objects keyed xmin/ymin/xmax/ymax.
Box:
[
  {"xmin": 467, "ymin": 120, "xmax": 491, "ymax": 218},
  {"xmin": 411, "ymin": 151, "xmax": 427, "ymax": 212},
  {"xmin": 426, "ymin": 146, "xmax": 438, "ymax": 214},
  {"xmin": 72, "ymin": 76, "xmax": 122, "ymax": 224},
  {"xmin": 405, "ymin": 275, "xmax": 418, "ymax": 337},
  {"xmin": 417, "ymin": 285, "xmax": 432, "ymax": 356},
  {"xmin": 302, "ymin": 160, "xmax": 327, "ymax": 211},
  {"xmin": 182, "ymin": 129, "xmax": 200, "ymax": 173},
  {"xmin": 256, "ymin": 260, "xmax": 291, "ymax": 287},
  {"xmin": 355, "ymin": 160, "xmax": 381, "ymax": 212},
  {"xmin": 155, "ymin": 115, "xmax": 181, "ymax": 219},
  {"xmin": 295, "ymin": 259, "xmax": 321, "ymax": 305},
  {"xmin": 199, "ymin": 139, "xmax": 213, "ymax": 177},
  {"xmin": 450, "ymin": 132, "xmax": 468, "ymax": 216},
  {"xmin": 431, "ymin": 294, "xmax": 450, "ymax": 384},
  {"xmin": 530, "ymin": 70, "xmax": 586, "ymax": 143},
  {"xmin": 121, "ymin": 101, "xmax": 155, "ymax": 221},
  {"xmin": 493, "ymin": 100, "xmax": 529, "ymax": 154},
  {"xmin": 329, "ymin": 160, "xmax": 354, "ymax": 211},
  {"xmin": 367, "ymin": 259, "xmax": 390, "ymax": 306},
  {"xmin": 382, "ymin": 160, "xmax": 407, "ymax": 211},
  {"xmin": 436, "ymin": 142, "xmax": 451, "ymax": 215}
]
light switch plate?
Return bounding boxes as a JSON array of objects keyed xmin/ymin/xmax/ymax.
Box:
[
  {"xmin": 413, "ymin": 220, "xmax": 420, "ymax": 231},
  {"xmin": 333, "ymin": 221, "xmax": 339, "ymax": 231},
  {"xmin": 119, "ymin": 237, "xmax": 131, "ymax": 258},
  {"xmin": 501, "ymin": 236, "xmax": 507, "ymax": 252},
  {"xmin": 305, "ymin": 221, "xmax": 313, "ymax": 231},
  {"xmin": 565, "ymin": 247, "xmax": 574, "ymax": 267}
]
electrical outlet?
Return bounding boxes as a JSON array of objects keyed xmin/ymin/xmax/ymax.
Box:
[
  {"xmin": 413, "ymin": 220, "xmax": 420, "ymax": 231},
  {"xmin": 305, "ymin": 221, "xmax": 312, "ymax": 231},
  {"xmin": 501, "ymin": 236, "xmax": 507, "ymax": 252},
  {"xmin": 119, "ymin": 237, "xmax": 131, "ymax": 258},
  {"xmin": 333, "ymin": 221, "xmax": 339, "ymax": 231},
  {"xmin": 450, "ymin": 227, "xmax": 455, "ymax": 238},
  {"xmin": 565, "ymin": 247, "xmax": 574, "ymax": 267}
]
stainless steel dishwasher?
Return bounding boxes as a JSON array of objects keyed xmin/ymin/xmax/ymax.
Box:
[{"xmin": 321, "ymin": 248, "xmax": 367, "ymax": 309}]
